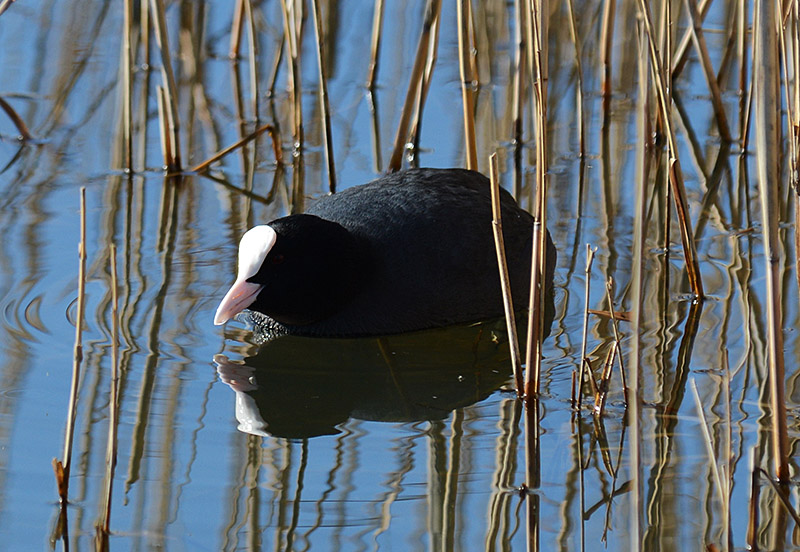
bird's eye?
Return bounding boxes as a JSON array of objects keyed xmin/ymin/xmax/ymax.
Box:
[{"xmin": 271, "ymin": 253, "xmax": 285, "ymax": 265}]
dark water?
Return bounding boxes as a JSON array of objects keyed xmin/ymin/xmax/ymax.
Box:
[{"xmin": 0, "ymin": 1, "xmax": 797, "ymax": 550}]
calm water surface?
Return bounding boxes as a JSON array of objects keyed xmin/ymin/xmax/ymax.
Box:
[{"xmin": 0, "ymin": 1, "xmax": 797, "ymax": 551}]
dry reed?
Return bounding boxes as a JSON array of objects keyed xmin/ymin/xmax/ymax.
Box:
[
  {"xmin": 311, "ymin": 0, "xmax": 336, "ymax": 193},
  {"xmin": 191, "ymin": 124, "xmax": 281, "ymax": 173},
  {"xmin": 456, "ymin": 0, "xmax": 477, "ymax": 171},
  {"xmin": 366, "ymin": 0, "xmax": 384, "ymax": 90},
  {"xmin": 636, "ymin": 0, "xmax": 704, "ymax": 299},
  {"xmin": 489, "ymin": 153, "xmax": 524, "ymax": 398},
  {"xmin": 53, "ymin": 187, "xmax": 88, "ymax": 503},
  {"xmin": 387, "ymin": 0, "xmax": 441, "ymax": 172},
  {"xmin": 577, "ymin": 245, "xmax": 597, "ymax": 410},
  {"xmin": 279, "ymin": 0, "xmax": 304, "ymax": 148},
  {"xmin": 150, "ymin": 0, "xmax": 182, "ymax": 171},
  {"xmin": 408, "ymin": 6, "xmax": 441, "ymax": 166},
  {"xmin": 523, "ymin": 0, "xmax": 550, "ymax": 398}
]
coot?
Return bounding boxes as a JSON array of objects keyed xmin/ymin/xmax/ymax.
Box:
[{"xmin": 214, "ymin": 168, "xmax": 556, "ymax": 337}]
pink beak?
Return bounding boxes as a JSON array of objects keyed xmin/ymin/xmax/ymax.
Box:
[{"xmin": 213, "ymin": 279, "xmax": 264, "ymax": 325}]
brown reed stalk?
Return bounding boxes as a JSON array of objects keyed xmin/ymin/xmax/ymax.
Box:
[
  {"xmin": 456, "ymin": 0, "xmax": 478, "ymax": 171},
  {"xmin": 279, "ymin": 0, "xmax": 304, "ymax": 148},
  {"xmin": 311, "ymin": 0, "xmax": 336, "ymax": 193},
  {"xmin": 511, "ymin": 0, "xmax": 526, "ymax": 197},
  {"xmin": 96, "ymin": 244, "xmax": 120, "ymax": 547},
  {"xmin": 593, "ymin": 343, "xmax": 616, "ymax": 416},
  {"xmin": 523, "ymin": 0, "xmax": 550, "ymax": 398},
  {"xmin": 53, "ymin": 187, "xmax": 87, "ymax": 503},
  {"xmin": 191, "ymin": 124, "xmax": 280, "ymax": 173},
  {"xmin": 122, "ymin": 0, "xmax": 133, "ymax": 172},
  {"xmin": 683, "ymin": 0, "xmax": 732, "ymax": 142},
  {"xmin": 388, "ymin": 0, "xmax": 441, "ymax": 172},
  {"xmin": 637, "ymin": 0, "xmax": 704, "ymax": 300},
  {"xmin": 409, "ymin": 6, "xmax": 441, "ymax": 163},
  {"xmin": 600, "ymin": 0, "xmax": 615, "ymax": 109},
  {"xmin": 0, "ymin": 96, "xmax": 33, "ymax": 141},
  {"xmin": 753, "ymin": 0, "xmax": 789, "ymax": 484},
  {"xmin": 604, "ymin": 278, "xmax": 627, "ymax": 398},
  {"xmin": 230, "ymin": 0, "xmax": 244, "ymax": 58},
  {"xmin": 489, "ymin": 153, "xmax": 524, "ymax": 399},
  {"xmin": 366, "ymin": 0, "xmax": 384, "ymax": 90},
  {"xmin": 155, "ymin": 86, "xmax": 173, "ymax": 169},
  {"xmin": 577, "ymin": 245, "xmax": 597, "ymax": 410},
  {"xmin": 150, "ymin": 0, "xmax": 182, "ymax": 171}
]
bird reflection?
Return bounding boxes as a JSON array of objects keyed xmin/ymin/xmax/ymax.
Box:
[{"xmin": 215, "ymin": 295, "xmax": 555, "ymax": 439}]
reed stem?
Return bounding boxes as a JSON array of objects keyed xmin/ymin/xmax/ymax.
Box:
[
  {"xmin": 489, "ymin": 153, "xmax": 524, "ymax": 399},
  {"xmin": 457, "ymin": 0, "xmax": 478, "ymax": 171},
  {"xmin": 53, "ymin": 187, "xmax": 88, "ymax": 503},
  {"xmin": 311, "ymin": 0, "xmax": 336, "ymax": 193}
]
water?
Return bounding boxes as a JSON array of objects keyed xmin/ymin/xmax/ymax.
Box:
[{"xmin": 0, "ymin": 1, "xmax": 797, "ymax": 550}]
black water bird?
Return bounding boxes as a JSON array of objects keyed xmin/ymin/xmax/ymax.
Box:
[{"xmin": 214, "ymin": 168, "xmax": 556, "ymax": 337}]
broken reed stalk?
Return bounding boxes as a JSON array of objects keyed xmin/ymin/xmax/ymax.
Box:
[
  {"xmin": 387, "ymin": 0, "xmax": 441, "ymax": 172},
  {"xmin": 150, "ymin": 0, "xmax": 182, "ymax": 171},
  {"xmin": 97, "ymin": 244, "xmax": 120, "ymax": 541},
  {"xmin": 53, "ymin": 187, "xmax": 88, "ymax": 503},
  {"xmin": 457, "ymin": 0, "xmax": 478, "ymax": 171},
  {"xmin": 523, "ymin": 0, "xmax": 549, "ymax": 398},
  {"xmin": 311, "ymin": 0, "xmax": 337, "ymax": 193},
  {"xmin": 604, "ymin": 278, "xmax": 627, "ymax": 401},
  {"xmin": 636, "ymin": 0, "xmax": 704, "ymax": 299},
  {"xmin": 191, "ymin": 124, "xmax": 280, "ymax": 173},
  {"xmin": 0, "ymin": 96, "xmax": 33, "ymax": 141},
  {"xmin": 577, "ymin": 245, "xmax": 596, "ymax": 410},
  {"xmin": 682, "ymin": 0, "xmax": 732, "ymax": 142},
  {"xmin": 279, "ymin": 0, "xmax": 304, "ymax": 148},
  {"xmin": 489, "ymin": 153, "xmax": 524, "ymax": 399},
  {"xmin": 366, "ymin": 0, "xmax": 384, "ymax": 89},
  {"xmin": 753, "ymin": 0, "xmax": 789, "ymax": 483},
  {"xmin": 122, "ymin": 0, "xmax": 133, "ymax": 172}
]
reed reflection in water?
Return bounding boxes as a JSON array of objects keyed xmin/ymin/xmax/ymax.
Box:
[{"xmin": 0, "ymin": 0, "xmax": 798, "ymax": 550}]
